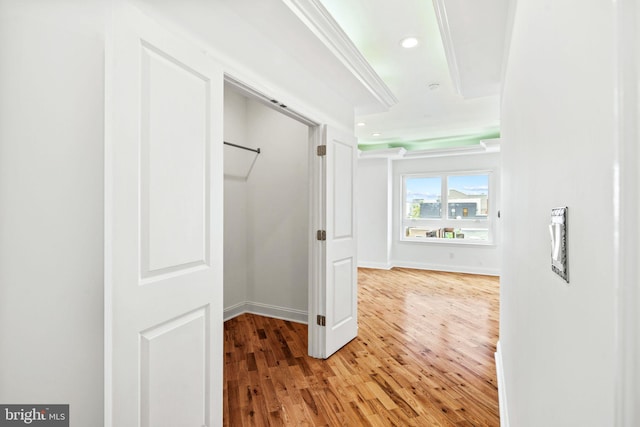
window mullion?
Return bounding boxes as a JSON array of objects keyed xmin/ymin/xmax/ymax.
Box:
[{"xmin": 441, "ymin": 175, "xmax": 446, "ymax": 219}]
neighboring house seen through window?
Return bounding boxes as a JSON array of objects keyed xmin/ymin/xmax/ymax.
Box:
[{"xmin": 402, "ymin": 172, "xmax": 492, "ymax": 243}]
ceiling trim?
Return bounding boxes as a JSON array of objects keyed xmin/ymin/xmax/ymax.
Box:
[
  {"xmin": 282, "ymin": 0, "xmax": 398, "ymax": 110},
  {"xmin": 432, "ymin": 0, "xmax": 463, "ymax": 97},
  {"xmin": 358, "ymin": 147, "xmax": 407, "ymax": 159},
  {"xmin": 359, "ymin": 130, "xmax": 501, "ymax": 152},
  {"xmin": 480, "ymin": 138, "xmax": 501, "ymax": 152},
  {"xmin": 358, "ymin": 141, "xmax": 501, "ymax": 160},
  {"xmin": 224, "ymin": 74, "xmax": 320, "ymax": 127}
]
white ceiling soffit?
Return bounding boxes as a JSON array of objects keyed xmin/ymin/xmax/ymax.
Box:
[
  {"xmin": 433, "ymin": 0, "xmax": 509, "ymax": 99},
  {"xmin": 282, "ymin": 0, "xmax": 398, "ymax": 114},
  {"xmin": 129, "ymin": 0, "xmax": 392, "ymax": 116},
  {"xmin": 359, "ymin": 138, "xmax": 501, "ymax": 159}
]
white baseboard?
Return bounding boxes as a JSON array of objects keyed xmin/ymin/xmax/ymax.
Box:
[
  {"xmin": 357, "ymin": 261, "xmax": 393, "ymax": 270},
  {"xmin": 356, "ymin": 259, "xmax": 500, "ymax": 276},
  {"xmin": 390, "ymin": 260, "xmax": 500, "ymax": 276},
  {"xmin": 224, "ymin": 301, "xmax": 308, "ymax": 324},
  {"xmin": 223, "ymin": 302, "xmax": 247, "ymax": 321},
  {"xmin": 495, "ymin": 341, "xmax": 510, "ymax": 427}
]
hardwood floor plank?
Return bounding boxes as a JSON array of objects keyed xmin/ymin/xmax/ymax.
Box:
[{"xmin": 224, "ymin": 267, "xmax": 500, "ymax": 426}]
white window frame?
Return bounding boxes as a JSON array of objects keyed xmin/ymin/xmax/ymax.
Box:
[{"xmin": 401, "ymin": 170, "xmax": 494, "ymax": 245}]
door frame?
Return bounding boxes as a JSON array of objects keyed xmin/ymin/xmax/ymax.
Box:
[
  {"xmin": 613, "ymin": 0, "xmax": 640, "ymax": 425},
  {"xmin": 222, "ymin": 75, "xmax": 326, "ymax": 358},
  {"xmin": 308, "ymin": 125, "xmax": 324, "ymax": 358}
]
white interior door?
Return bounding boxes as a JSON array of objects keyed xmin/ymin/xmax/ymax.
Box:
[
  {"xmin": 312, "ymin": 125, "xmax": 358, "ymax": 358},
  {"xmin": 105, "ymin": 5, "xmax": 223, "ymax": 427}
]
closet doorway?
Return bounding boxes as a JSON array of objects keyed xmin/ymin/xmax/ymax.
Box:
[
  {"xmin": 222, "ymin": 76, "xmax": 359, "ymax": 359},
  {"xmin": 223, "ymin": 79, "xmax": 312, "ymax": 326}
]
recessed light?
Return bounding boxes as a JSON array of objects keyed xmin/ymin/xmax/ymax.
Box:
[
  {"xmin": 428, "ymin": 83, "xmax": 440, "ymax": 91},
  {"xmin": 357, "ymin": 122, "xmax": 366, "ymax": 127},
  {"xmin": 400, "ymin": 37, "xmax": 419, "ymax": 49},
  {"xmin": 372, "ymin": 132, "xmax": 381, "ymax": 137}
]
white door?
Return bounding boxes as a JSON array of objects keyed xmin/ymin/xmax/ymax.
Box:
[
  {"xmin": 105, "ymin": 5, "xmax": 223, "ymax": 427},
  {"xmin": 311, "ymin": 125, "xmax": 358, "ymax": 358}
]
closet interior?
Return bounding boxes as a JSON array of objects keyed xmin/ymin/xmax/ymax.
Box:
[{"xmin": 223, "ymin": 82, "xmax": 311, "ymax": 323}]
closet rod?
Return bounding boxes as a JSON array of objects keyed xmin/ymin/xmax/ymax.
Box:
[{"xmin": 224, "ymin": 141, "xmax": 261, "ymax": 154}]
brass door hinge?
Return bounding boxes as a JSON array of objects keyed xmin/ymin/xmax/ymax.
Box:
[
  {"xmin": 317, "ymin": 145, "xmax": 326, "ymax": 156},
  {"xmin": 316, "ymin": 230, "xmax": 326, "ymax": 241}
]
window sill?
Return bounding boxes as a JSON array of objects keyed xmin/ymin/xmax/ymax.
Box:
[{"xmin": 399, "ymin": 237, "xmax": 496, "ymax": 247}]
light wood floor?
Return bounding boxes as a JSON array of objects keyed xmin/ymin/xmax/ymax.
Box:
[{"xmin": 223, "ymin": 267, "xmax": 500, "ymax": 426}]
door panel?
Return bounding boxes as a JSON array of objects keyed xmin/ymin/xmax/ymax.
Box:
[
  {"xmin": 141, "ymin": 42, "xmax": 210, "ymax": 276},
  {"xmin": 140, "ymin": 308, "xmax": 208, "ymax": 427},
  {"xmin": 323, "ymin": 126, "xmax": 358, "ymax": 357},
  {"xmin": 106, "ymin": 5, "xmax": 223, "ymax": 427},
  {"xmin": 332, "ymin": 140, "xmax": 354, "ymax": 239},
  {"xmin": 332, "ymin": 257, "xmax": 354, "ymax": 326}
]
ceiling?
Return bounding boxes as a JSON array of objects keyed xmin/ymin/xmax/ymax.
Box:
[
  {"xmin": 132, "ymin": 0, "xmax": 509, "ymax": 152},
  {"xmin": 319, "ymin": 0, "xmax": 509, "ymax": 151}
]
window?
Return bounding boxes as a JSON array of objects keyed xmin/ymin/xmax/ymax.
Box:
[{"xmin": 403, "ymin": 172, "xmax": 492, "ymax": 243}]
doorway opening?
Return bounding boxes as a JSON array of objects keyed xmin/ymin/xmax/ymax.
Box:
[{"xmin": 221, "ymin": 76, "xmax": 320, "ymax": 347}]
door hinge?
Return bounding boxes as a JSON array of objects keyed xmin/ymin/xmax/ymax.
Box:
[
  {"xmin": 317, "ymin": 315, "xmax": 326, "ymax": 326},
  {"xmin": 317, "ymin": 145, "xmax": 326, "ymax": 156},
  {"xmin": 316, "ymin": 230, "xmax": 326, "ymax": 241}
]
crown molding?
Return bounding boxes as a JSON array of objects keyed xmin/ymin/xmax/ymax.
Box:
[
  {"xmin": 480, "ymin": 137, "xmax": 502, "ymax": 152},
  {"xmin": 358, "ymin": 147, "xmax": 407, "ymax": 159},
  {"xmin": 432, "ymin": 0, "xmax": 463, "ymax": 97},
  {"xmin": 282, "ymin": 0, "xmax": 398, "ymax": 110},
  {"xmin": 358, "ymin": 143, "xmax": 500, "ymax": 160},
  {"xmin": 402, "ymin": 145, "xmax": 488, "ymax": 159}
]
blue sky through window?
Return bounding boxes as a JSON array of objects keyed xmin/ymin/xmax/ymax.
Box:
[
  {"xmin": 448, "ymin": 175, "xmax": 489, "ymax": 195},
  {"xmin": 405, "ymin": 177, "xmax": 441, "ymax": 202},
  {"xmin": 406, "ymin": 174, "xmax": 489, "ymax": 202}
]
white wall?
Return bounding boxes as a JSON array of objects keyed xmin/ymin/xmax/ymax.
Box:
[
  {"xmin": 246, "ymin": 100, "xmax": 309, "ymax": 319},
  {"xmin": 357, "ymin": 158, "xmax": 392, "ymax": 269},
  {"xmin": 357, "ymin": 152, "xmax": 501, "ymax": 275},
  {"xmin": 224, "ymin": 90, "xmax": 309, "ymax": 322},
  {"xmin": 0, "ymin": 1, "xmax": 358, "ymax": 424},
  {"xmin": 500, "ymin": 1, "xmax": 615, "ymax": 425},
  {"xmin": 0, "ymin": 1, "xmax": 106, "ymax": 424},
  {"xmin": 223, "ymin": 88, "xmax": 249, "ymax": 310}
]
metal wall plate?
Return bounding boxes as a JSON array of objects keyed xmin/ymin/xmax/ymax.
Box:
[{"xmin": 550, "ymin": 207, "xmax": 569, "ymax": 283}]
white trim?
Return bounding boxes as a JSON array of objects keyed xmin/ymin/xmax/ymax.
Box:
[
  {"xmin": 357, "ymin": 261, "xmax": 393, "ymax": 270},
  {"xmin": 480, "ymin": 138, "xmax": 502, "ymax": 152},
  {"xmin": 224, "ymin": 74, "xmax": 320, "ymax": 127},
  {"xmin": 613, "ymin": 0, "xmax": 640, "ymax": 425},
  {"xmin": 223, "ymin": 301, "xmax": 308, "ymax": 324},
  {"xmin": 358, "ymin": 144, "xmax": 501, "ymax": 160},
  {"xmin": 495, "ymin": 341, "xmax": 510, "ymax": 427},
  {"xmin": 357, "ymin": 260, "xmax": 498, "ymax": 276},
  {"xmin": 402, "ymin": 145, "xmax": 493, "ymax": 159},
  {"xmin": 222, "ymin": 302, "xmax": 247, "ymax": 321},
  {"xmin": 390, "ymin": 260, "xmax": 500, "ymax": 277},
  {"xmin": 399, "ymin": 237, "xmax": 496, "ymax": 247},
  {"xmin": 308, "ymin": 125, "xmax": 324, "ymax": 358},
  {"xmin": 281, "ymin": 0, "xmax": 398, "ymax": 110},
  {"xmin": 432, "ymin": 0, "xmax": 463, "ymax": 97},
  {"xmin": 358, "ymin": 147, "xmax": 407, "ymax": 159}
]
